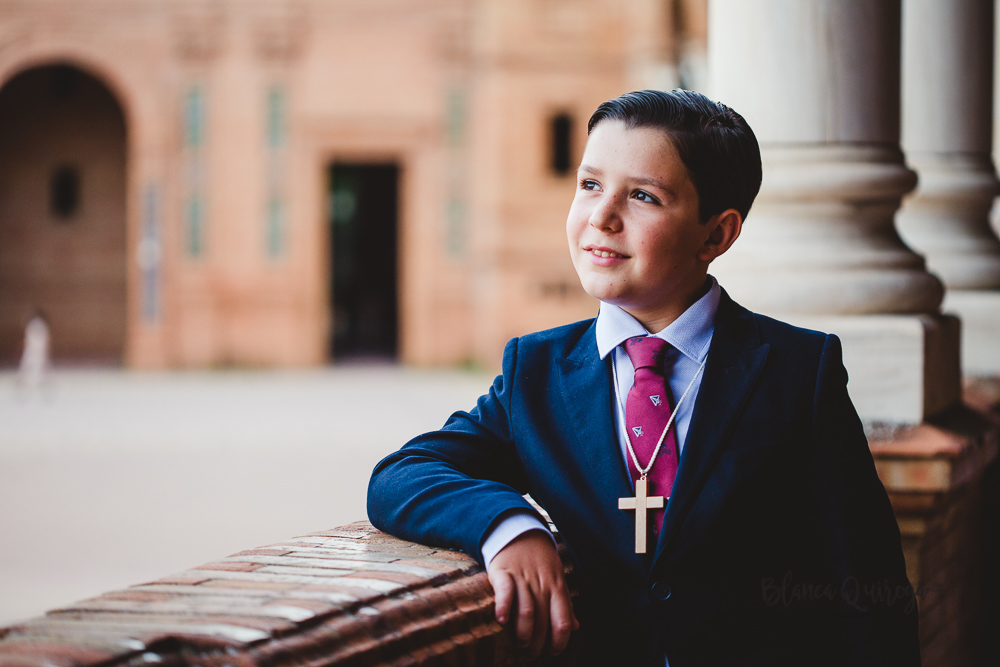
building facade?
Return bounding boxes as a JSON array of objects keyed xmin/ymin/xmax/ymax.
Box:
[{"xmin": 0, "ymin": 0, "xmax": 707, "ymax": 368}]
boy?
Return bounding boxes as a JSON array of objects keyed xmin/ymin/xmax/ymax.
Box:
[{"xmin": 368, "ymin": 90, "xmax": 919, "ymax": 666}]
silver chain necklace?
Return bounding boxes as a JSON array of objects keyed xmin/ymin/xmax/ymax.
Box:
[{"xmin": 611, "ymin": 348, "xmax": 708, "ymax": 480}]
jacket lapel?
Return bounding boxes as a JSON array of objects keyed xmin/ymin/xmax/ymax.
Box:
[
  {"xmin": 653, "ymin": 292, "xmax": 770, "ymax": 562},
  {"xmin": 556, "ymin": 323, "xmax": 634, "ymax": 508}
]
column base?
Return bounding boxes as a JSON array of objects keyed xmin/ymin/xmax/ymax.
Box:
[
  {"xmin": 942, "ymin": 289, "xmax": 1000, "ymax": 376},
  {"xmin": 782, "ymin": 313, "xmax": 961, "ymax": 424}
]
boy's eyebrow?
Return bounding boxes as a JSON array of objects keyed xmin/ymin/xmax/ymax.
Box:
[{"xmin": 632, "ymin": 176, "xmax": 672, "ymax": 192}]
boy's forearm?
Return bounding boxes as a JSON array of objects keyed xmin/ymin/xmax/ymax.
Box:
[
  {"xmin": 368, "ymin": 337, "xmax": 554, "ymax": 561},
  {"xmin": 367, "ymin": 438, "xmax": 544, "ymax": 563}
]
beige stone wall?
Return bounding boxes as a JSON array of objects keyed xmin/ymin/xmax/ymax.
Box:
[
  {"xmin": 463, "ymin": 0, "xmax": 706, "ymax": 366},
  {"xmin": 0, "ymin": 0, "xmax": 702, "ymax": 370}
]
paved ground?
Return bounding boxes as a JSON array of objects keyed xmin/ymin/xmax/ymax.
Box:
[{"xmin": 0, "ymin": 364, "xmax": 494, "ymax": 627}]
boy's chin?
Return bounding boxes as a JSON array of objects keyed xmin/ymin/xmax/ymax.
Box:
[
  {"xmin": 576, "ymin": 279, "xmax": 611, "ymax": 304},
  {"xmin": 576, "ymin": 273, "xmax": 630, "ymax": 305},
  {"xmin": 581, "ymin": 287, "xmax": 632, "ymax": 308}
]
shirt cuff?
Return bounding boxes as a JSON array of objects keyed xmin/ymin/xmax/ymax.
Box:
[{"xmin": 481, "ymin": 511, "xmax": 555, "ymax": 569}]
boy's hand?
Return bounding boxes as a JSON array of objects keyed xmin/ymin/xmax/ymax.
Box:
[{"xmin": 487, "ymin": 530, "xmax": 579, "ymax": 658}]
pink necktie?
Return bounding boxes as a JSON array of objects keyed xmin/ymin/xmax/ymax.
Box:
[{"xmin": 623, "ymin": 336, "xmax": 679, "ymax": 538}]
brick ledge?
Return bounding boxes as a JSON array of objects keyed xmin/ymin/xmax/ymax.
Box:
[
  {"xmin": 0, "ymin": 523, "xmax": 576, "ymax": 666},
  {"xmin": 870, "ymin": 386, "xmax": 1000, "ymax": 494}
]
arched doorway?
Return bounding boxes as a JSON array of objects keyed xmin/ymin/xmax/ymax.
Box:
[{"xmin": 0, "ymin": 64, "xmax": 128, "ymax": 363}]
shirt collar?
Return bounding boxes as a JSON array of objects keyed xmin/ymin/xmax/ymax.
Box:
[{"xmin": 595, "ymin": 275, "xmax": 721, "ymax": 363}]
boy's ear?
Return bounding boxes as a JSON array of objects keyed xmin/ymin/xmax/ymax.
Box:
[{"xmin": 699, "ymin": 208, "xmax": 743, "ymax": 262}]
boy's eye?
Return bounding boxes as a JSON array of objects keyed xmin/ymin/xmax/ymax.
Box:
[
  {"xmin": 580, "ymin": 179, "xmax": 600, "ymax": 191},
  {"xmin": 633, "ymin": 190, "xmax": 659, "ymax": 204}
]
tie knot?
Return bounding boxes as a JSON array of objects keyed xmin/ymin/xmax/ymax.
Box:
[{"xmin": 623, "ymin": 336, "xmax": 669, "ymax": 372}]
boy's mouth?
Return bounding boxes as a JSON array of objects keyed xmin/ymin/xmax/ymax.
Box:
[{"xmin": 585, "ymin": 246, "xmax": 628, "ymax": 259}]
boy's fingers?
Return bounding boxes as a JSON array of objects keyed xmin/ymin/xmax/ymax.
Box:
[
  {"xmin": 514, "ymin": 578, "xmax": 536, "ymax": 649},
  {"xmin": 527, "ymin": 584, "xmax": 550, "ymax": 659},
  {"xmin": 486, "ymin": 532, "xmax": 570, "ymax": 658},
  {"xmin": 488, "ymin": 570, "xmax": 514, "ymax": 625},
  {"xmin": 548, "ymin": 587, "xmax": 575, "ymax": 655}
]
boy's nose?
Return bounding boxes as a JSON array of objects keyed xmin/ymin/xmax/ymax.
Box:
[{"xmin": 589, "ymin": 196, "xmax": 623, "ymax": 231}]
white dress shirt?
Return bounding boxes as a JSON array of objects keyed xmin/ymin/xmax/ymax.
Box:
[{"xmin": 481, "ymin": 277, "xmax": 722, "ymax": 567}]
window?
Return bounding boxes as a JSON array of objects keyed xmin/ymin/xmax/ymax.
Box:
[
  {"xmin": 186, "ymin": 195, "xmax": 204, "ymax": 257},
  {"xmin": 184, "ymin": 86, "xmax": 204, "ymax": 149},
  {"xmin": 550, "ymin": 113, "xmax": 573, "ymax": 176},
  {"xmin": 266, "ymin": 197, "xmax": 284, "ymax": 258},
  {"xmin": 265, "ymin": 86, "xmax": 287, "ymax": 259},
  {"xmin": 267, "ymin": 87, "xmax": 285, "ymax": 149},
  {"xmin": 50, "ymin": 164, "xmax": 80, "ymax": 219},
  {"xmin": 182, "ymin": 85, "xmax": 206, "ymax": 258}
]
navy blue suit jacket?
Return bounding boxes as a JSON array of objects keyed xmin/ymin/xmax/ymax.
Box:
[{"xmin": 368, "ymin": 292, "xmax": 920, "ymax": 666}]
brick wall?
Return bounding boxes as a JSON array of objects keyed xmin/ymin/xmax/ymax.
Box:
[{"xmin": 871, "ymin": 380, "xmax": 1000, "ymax": 667}]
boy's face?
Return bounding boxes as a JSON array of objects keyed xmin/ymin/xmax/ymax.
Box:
[{"xmin": 566, "ymin": 120, "xmax": 718, "ymax": 328}]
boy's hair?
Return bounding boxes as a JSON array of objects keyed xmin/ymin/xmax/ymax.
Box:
[{"xmin": 588, "ymin": 89, "xmax": 762, "ymax": 223}]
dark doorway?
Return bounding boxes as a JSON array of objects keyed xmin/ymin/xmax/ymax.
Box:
[
  {"xmin": 0, "ymin": 65, "xmax": 127, "ymax": 364},
  {"xmin": 328, "ymin": 163, "xmax": 399, "ymax": 361}
]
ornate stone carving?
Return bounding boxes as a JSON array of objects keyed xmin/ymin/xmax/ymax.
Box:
[
  {"xmin": 172, "ymin": 4, "xmax": 226, "ymax": 63},
  {"xmin": 253, "ymin": 2, "xmax": 307, "ymax": 63}
]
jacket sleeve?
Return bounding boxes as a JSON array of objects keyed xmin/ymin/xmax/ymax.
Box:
[
  {"xmin": 366, "ymin": 336, "xmax": 545, "ymax": 565},
  {"xmin": 811, "ymin": 334, "xmax": 921, "ymax": 666}
]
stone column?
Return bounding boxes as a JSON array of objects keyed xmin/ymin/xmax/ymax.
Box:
[
  {"xmin": 708, "ymin": 0, "xmax": 960, "ymax": 423},
  {"xmin": 897, "ymin": 0, "xmax": 1000, "ymax": 376}
]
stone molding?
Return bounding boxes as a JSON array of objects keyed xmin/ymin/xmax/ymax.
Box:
[
  {"xmin": 896, "ymin": 153, "xmax": 1000, "ymax": 290},
  {"xmin": 715, "ymin": 145, "xmax": 944, "ymax": 316}
]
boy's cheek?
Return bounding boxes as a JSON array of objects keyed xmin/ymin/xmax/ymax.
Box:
[
  {"xmin": 568, "ymin": 248, "xmax": 591, "ymax": 284},
  {"xmin": 572, "ymin": 267, "xmax": 594, "ymax": 297}
]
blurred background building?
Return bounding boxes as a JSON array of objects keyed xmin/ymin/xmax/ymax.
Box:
[{"xmin": 0, "ymin": 0, "xmax": 708, "ymax": 370}]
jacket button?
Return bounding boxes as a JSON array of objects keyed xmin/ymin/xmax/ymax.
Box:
[{"xmin": 650, "ymin": 581, "xmax": 672, "ymax": 601}]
